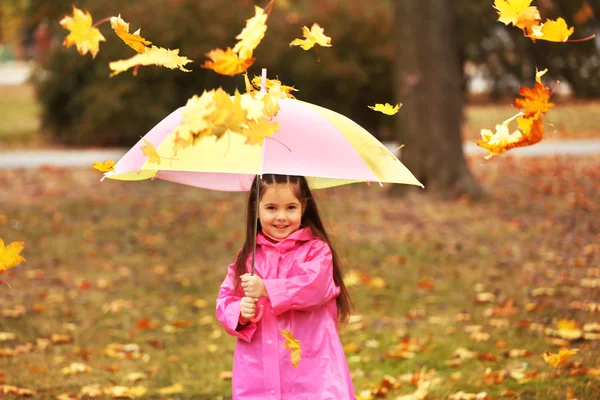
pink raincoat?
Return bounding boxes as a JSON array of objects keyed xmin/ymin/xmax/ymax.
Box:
[{"xmin": 216, "ymin": 227, "xmax": 356, "ymax": 399}]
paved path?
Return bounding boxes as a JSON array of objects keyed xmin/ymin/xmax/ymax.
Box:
[{"xmin": 0, "ymin": 140, "xmax": 599, "ymax": 169}]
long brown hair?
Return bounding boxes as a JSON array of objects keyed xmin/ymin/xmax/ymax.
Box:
[{"xmin": 234, "ymin": 174, "xmax": 353, "ymax": 323}]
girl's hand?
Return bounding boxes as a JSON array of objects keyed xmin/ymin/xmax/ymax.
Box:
[
  {"xmin": 240, "ymin": 273, "xmax": 268, "ymax": 299},
  {"xmin": 240, "ymin": 296, "xmax": 257, "ymax": 322}
]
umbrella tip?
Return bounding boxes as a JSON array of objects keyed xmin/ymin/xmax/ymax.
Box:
[{"xmin": 261, "ymin": 68, "xmax": 267, "ymax": 93}]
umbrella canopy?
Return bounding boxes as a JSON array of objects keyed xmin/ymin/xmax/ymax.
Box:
[{"xmin": 103, "ymin": 98, "xmax": 423, "ymax": 190}]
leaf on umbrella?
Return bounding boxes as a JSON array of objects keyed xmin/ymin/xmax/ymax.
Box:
[
  {"xmin": 243, "ymin": 118, "xmax": 279, "ymax": 146},
  {"xmin": 542, "ymin": 348, "xmax": 579, "ymax": 368},
  {"xmin": 109, "ymin": 45, "xmax": 192, "ymax": 76},
  {"xmin": 173, "ymin": 90, "xmax": 217, "ymax": 146},
  {"xmin": 110, "ymin": 15, "xmax": 152, "ymax": 53},
  {"xmin": 232, "ymin": 6, "xmax": 268, "ymax": 59},
  {"xmin": 290, "ymin": 23, "xmax": 332, "ymax": 51},
  {"xmin": 250, "ymin": 76, "xmax": 298, "ymax": 97},
  {"xmin": 59, "ymin": 6, "xmax": 106, "ymax": 58},
  {"xmin": 202, "ymin": 47, "xmax": 255, "ymax": 77},
  {"xmin": 280, "ymin": 329, "xmax": 301, "ymax": 367},
  {"xmin": 529, "ymin": 18, "xmax": 574, "ymax": 42},
  {"xmin": 212, "ymin": 89, "xmax": 249, "ymax": 138},
  {"xmin": 140, "ymin": 139, "xmax": 161, "ymax": 164},
  {"xmin": 92, "ymin": 160, "xmax": 116, "ymax": 172},
  {"xmin": 0, "ymin": 239, "xmax": 26, "ymax": 273},
  {"xmin": 368, "ymin": 103, "xmax": 402, "ymax": 116}
]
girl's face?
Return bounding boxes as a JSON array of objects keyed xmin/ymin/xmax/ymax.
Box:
[{"xmin": 258, "ymin": 183, "xmax": 304, "ymax": 242}]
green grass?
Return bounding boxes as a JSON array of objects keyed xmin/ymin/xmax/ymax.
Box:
[
  {"xmin": 0, "ymin": 84, "xmax": 41, "ymax": 146},
  {"xmin": 0, "ymin": 155, "xmax": 598, "ymax": 399}
]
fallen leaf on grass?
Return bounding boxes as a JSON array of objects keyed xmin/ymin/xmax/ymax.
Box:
[
  {"xmin": 157, "ymin": 383, "xmax": 184, "ymax": 395},
  {"xmin": 543, "ymin": 348, "xmax": 579, "ymax": 368}
]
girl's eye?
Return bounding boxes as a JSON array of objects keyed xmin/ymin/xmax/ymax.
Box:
[
  {"xmin": 266, "ymin": 206, "xmax": 275, "ymax": 210},
  {"xmin": 288, "ymin": 206, "xmax": 297, "ymax": 210}
]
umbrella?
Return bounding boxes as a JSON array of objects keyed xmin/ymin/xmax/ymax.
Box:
[{"xmin": 103, "ymin": 70, "xmax": 423, "ymax": 320}]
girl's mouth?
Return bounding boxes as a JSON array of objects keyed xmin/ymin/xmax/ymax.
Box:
[{"xmin": 274, "ymin": 225, "xmax": 288, "ymax": 229}]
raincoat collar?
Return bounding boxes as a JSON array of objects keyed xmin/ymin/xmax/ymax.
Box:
[{"xmin": 257, "ymin": 227, "xmax": 315, "ymax": 253}]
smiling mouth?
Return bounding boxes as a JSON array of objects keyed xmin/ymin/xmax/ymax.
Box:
[{"xmin": 274, "ymin": 225, "xmax": 288, "ymax": 229}]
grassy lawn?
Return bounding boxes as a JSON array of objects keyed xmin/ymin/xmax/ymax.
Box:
[
  {"xmin": 0, "ymin": 155, "xmax": 598, "ymax": 399},
  {"xmin": 0, "ymin": 84, "xmax": 599, "ymax": 149}
]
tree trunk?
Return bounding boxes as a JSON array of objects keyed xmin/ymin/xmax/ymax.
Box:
[{"xmin": 392, "ymin": 0, "xmax": 483, "ymax": 198}]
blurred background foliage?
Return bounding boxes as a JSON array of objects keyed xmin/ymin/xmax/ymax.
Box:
[{"xmin": 3, "ymin": 0, "xmax": 599, "ymax": 146}]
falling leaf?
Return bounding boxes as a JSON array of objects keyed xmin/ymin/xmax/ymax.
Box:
[
  {"xmin": 493, "ymin": 0, "xmax": 535, "ymax": 26},
  {"xmin": 232, "ymin": 6, "xmax": 268, "ymax": 59},
  {"xmin": 110, "ymin": 15, "xmax": 152, "ymax": 53},
  {"xmin": 157, "ymin": 383, "xmax": 184, "ymax": 395},
  {"xmin": 92, "ymin": 160, "xmax": 116, "ymax": 172},
  {"xmin": 109, "ymin": 46, "xmax": 192, "ymax": 76},
  {"xmin": 543, "ymin": 348, "xmax": 579, "ymax": 368},
  {"xmin": 243, "ymin": 117, "xmax": 279, "ymax": 145},
  {"xmin": 0, "ymin": 239, "xmax": 26, "ymax": 273},
  {"xmin": 140, "ymin": 139, "xmax": 161, "ymax": 164},
  {"xmin": 574, "ymin": 1, "xmax": 594, "ymax": 25},
  {"xmin": 280, "ymin": 329, "xmax": 301, "ymax": 367},
  {"xmin": 513, "ymin": 68, "xmax": 554, "ymax": 119},
  {"xmin": 290, "ymin": 23, "xmax": 332, "ymax": 51},
  {"xmin": 202, "ymin": 47, "xmax": 255, "ymax": 77},
  {"xmin": 250, "ymin": 76, "xmax": 298, "ymax": 97},
  {"xmin": 368, "ymin": 103, "xmax": 402, "ymax": 115},
  {"xmin": 529, "ymin": 18, "xmax": 575, "ymax": 42},
  {"xmin": 59, "ymin": 6, "xmax": 106, "ymax": 58}
]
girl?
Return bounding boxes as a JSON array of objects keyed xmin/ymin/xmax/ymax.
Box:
[{"xmin": 216, "ymin": 174, "xmax": 355, "ymax": 400}]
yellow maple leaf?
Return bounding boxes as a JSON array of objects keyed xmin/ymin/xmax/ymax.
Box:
[
  {"xmin": 493, "ymin": 0, "xmax": 534, "ymax": 25},
  {"xmin": 475, "ymin": 113, "xmax": 543, "ymax": 158},
  {"xmin": 542, "ymin": 348, "xmax": 579, "ymax": 368},
  {"xmin": 290, "ymin": 23, "xmax": 332, "ymax": 50},
  {"xmin": 110, "ymin": 15, "xmax": 152, "ymax": 53},
  {"xmin": 243, "ymin": 117, "xmax": 279, "ymax": 146},
  {"xmin": 140, "ymin": 139, "xmax": 161, "ymax": 164},
  {"xmin": 109, "ymin": 45, "xmax": 192, "ymax": 76},
  {"xmin": 157, "ymin": 383, "xmax": 184, "ymax": 395},
  {"xmin": 368, "ymin": 103, "xmax": 402, "ymax": 115},
  {"xmin": 279, "ymin": 329, "xmax": 301, "ymax": 367},
  {"xmin": 0, "ymin": 239, "xmax": 26, "ymax": 273},
  {"xmin": 173, "ymin": 90, "xmax": 217, "ymax": 146},
  {"xmin": 530, "ymin": 18, "xmax": 574, "ymax": 42},
  {"xmin": 202, "ymin": 47, "xmax": 255, "ymax": 77},
  {"xmin": 92, "ymin": 160, "xmax": 116, "ymax": 172},
  {"xmin": 232, "ymin": 6, "xmax": 268, "ymax": 59},
  {"xmin": 211, "ymin": 89, "xmax": 248, "ymax": 138},
  {"xmin": 59, "ymin": 6, "xmax": 106, "ymax": 58},
  {"xmin": 250, "ymin": 76, "xmax": 298, "ymax": 97}
]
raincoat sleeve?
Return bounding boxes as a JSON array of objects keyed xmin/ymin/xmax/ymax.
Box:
[
  {"xmin": 263, "ymin": 240, "xmax": 340, "ymax": 315},
  {"xmin": 216, "ymin": 260, "xmax": 258, "ymax": 342}
]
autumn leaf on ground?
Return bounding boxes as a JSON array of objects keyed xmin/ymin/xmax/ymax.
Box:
[
  {"xmin": 280, "ymin": 329, "xmax": 301, "ymax": 367},
  {"xmin": 0, "ymin": 239, "xmax": 26, "ymax": 273},
  {"xmin": 110, "ymin": 15, "xmax": 151, "ymax": 53},
  {"xmin": 59, "ymin": 6, "xmax": 106, "ymax": 58},
  {"xmin": 61, "ymin": 362, "xmax": 92, "ymax": 375},
  {"xmin": 103, "ymin": 386, "xmax": 147, "ymax": 398},
  {"xmin": 93, "ymin": 160, "xmax": 116, "ymax": 172},
  {"xmin": 529, "ymin": 18, "xmax": 574, "ymax": 42},
  {"xmin": 368, "ymin": 103, "xmax": 402, "ymax": 116},
  {"xmin": 232, "ymin": 6, "xmax": 268, "ymax": 59},
  {"xmin": 157, "ymin": 383, "xmax": 184, "ymax": 395},
  {"xmin": 140, "ymin": 139, "xmax": 161, "ymax": 164},
  {"xmin": 290, "ymin": 23, "xmax": 332, "ymax": 51},
  {"xmin": 543, "ymin": 348, "xmax": 579, "ymax": 368},
  {"xmin": 202, "ymin": 47, "xmax": 255, "ymax": 77},
  {"xmin": 109, "ymin": 45, "xmax": 192, "ymax": 76}
]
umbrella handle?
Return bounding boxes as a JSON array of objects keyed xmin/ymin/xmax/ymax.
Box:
[{"xmin": 250, "ymin": 304, "xmax": 264, "ymax": 323}]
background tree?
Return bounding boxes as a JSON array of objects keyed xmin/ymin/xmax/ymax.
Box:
[{"xmin": 392, "ymin": 0, "xmax": 483, "ymax": 198}]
